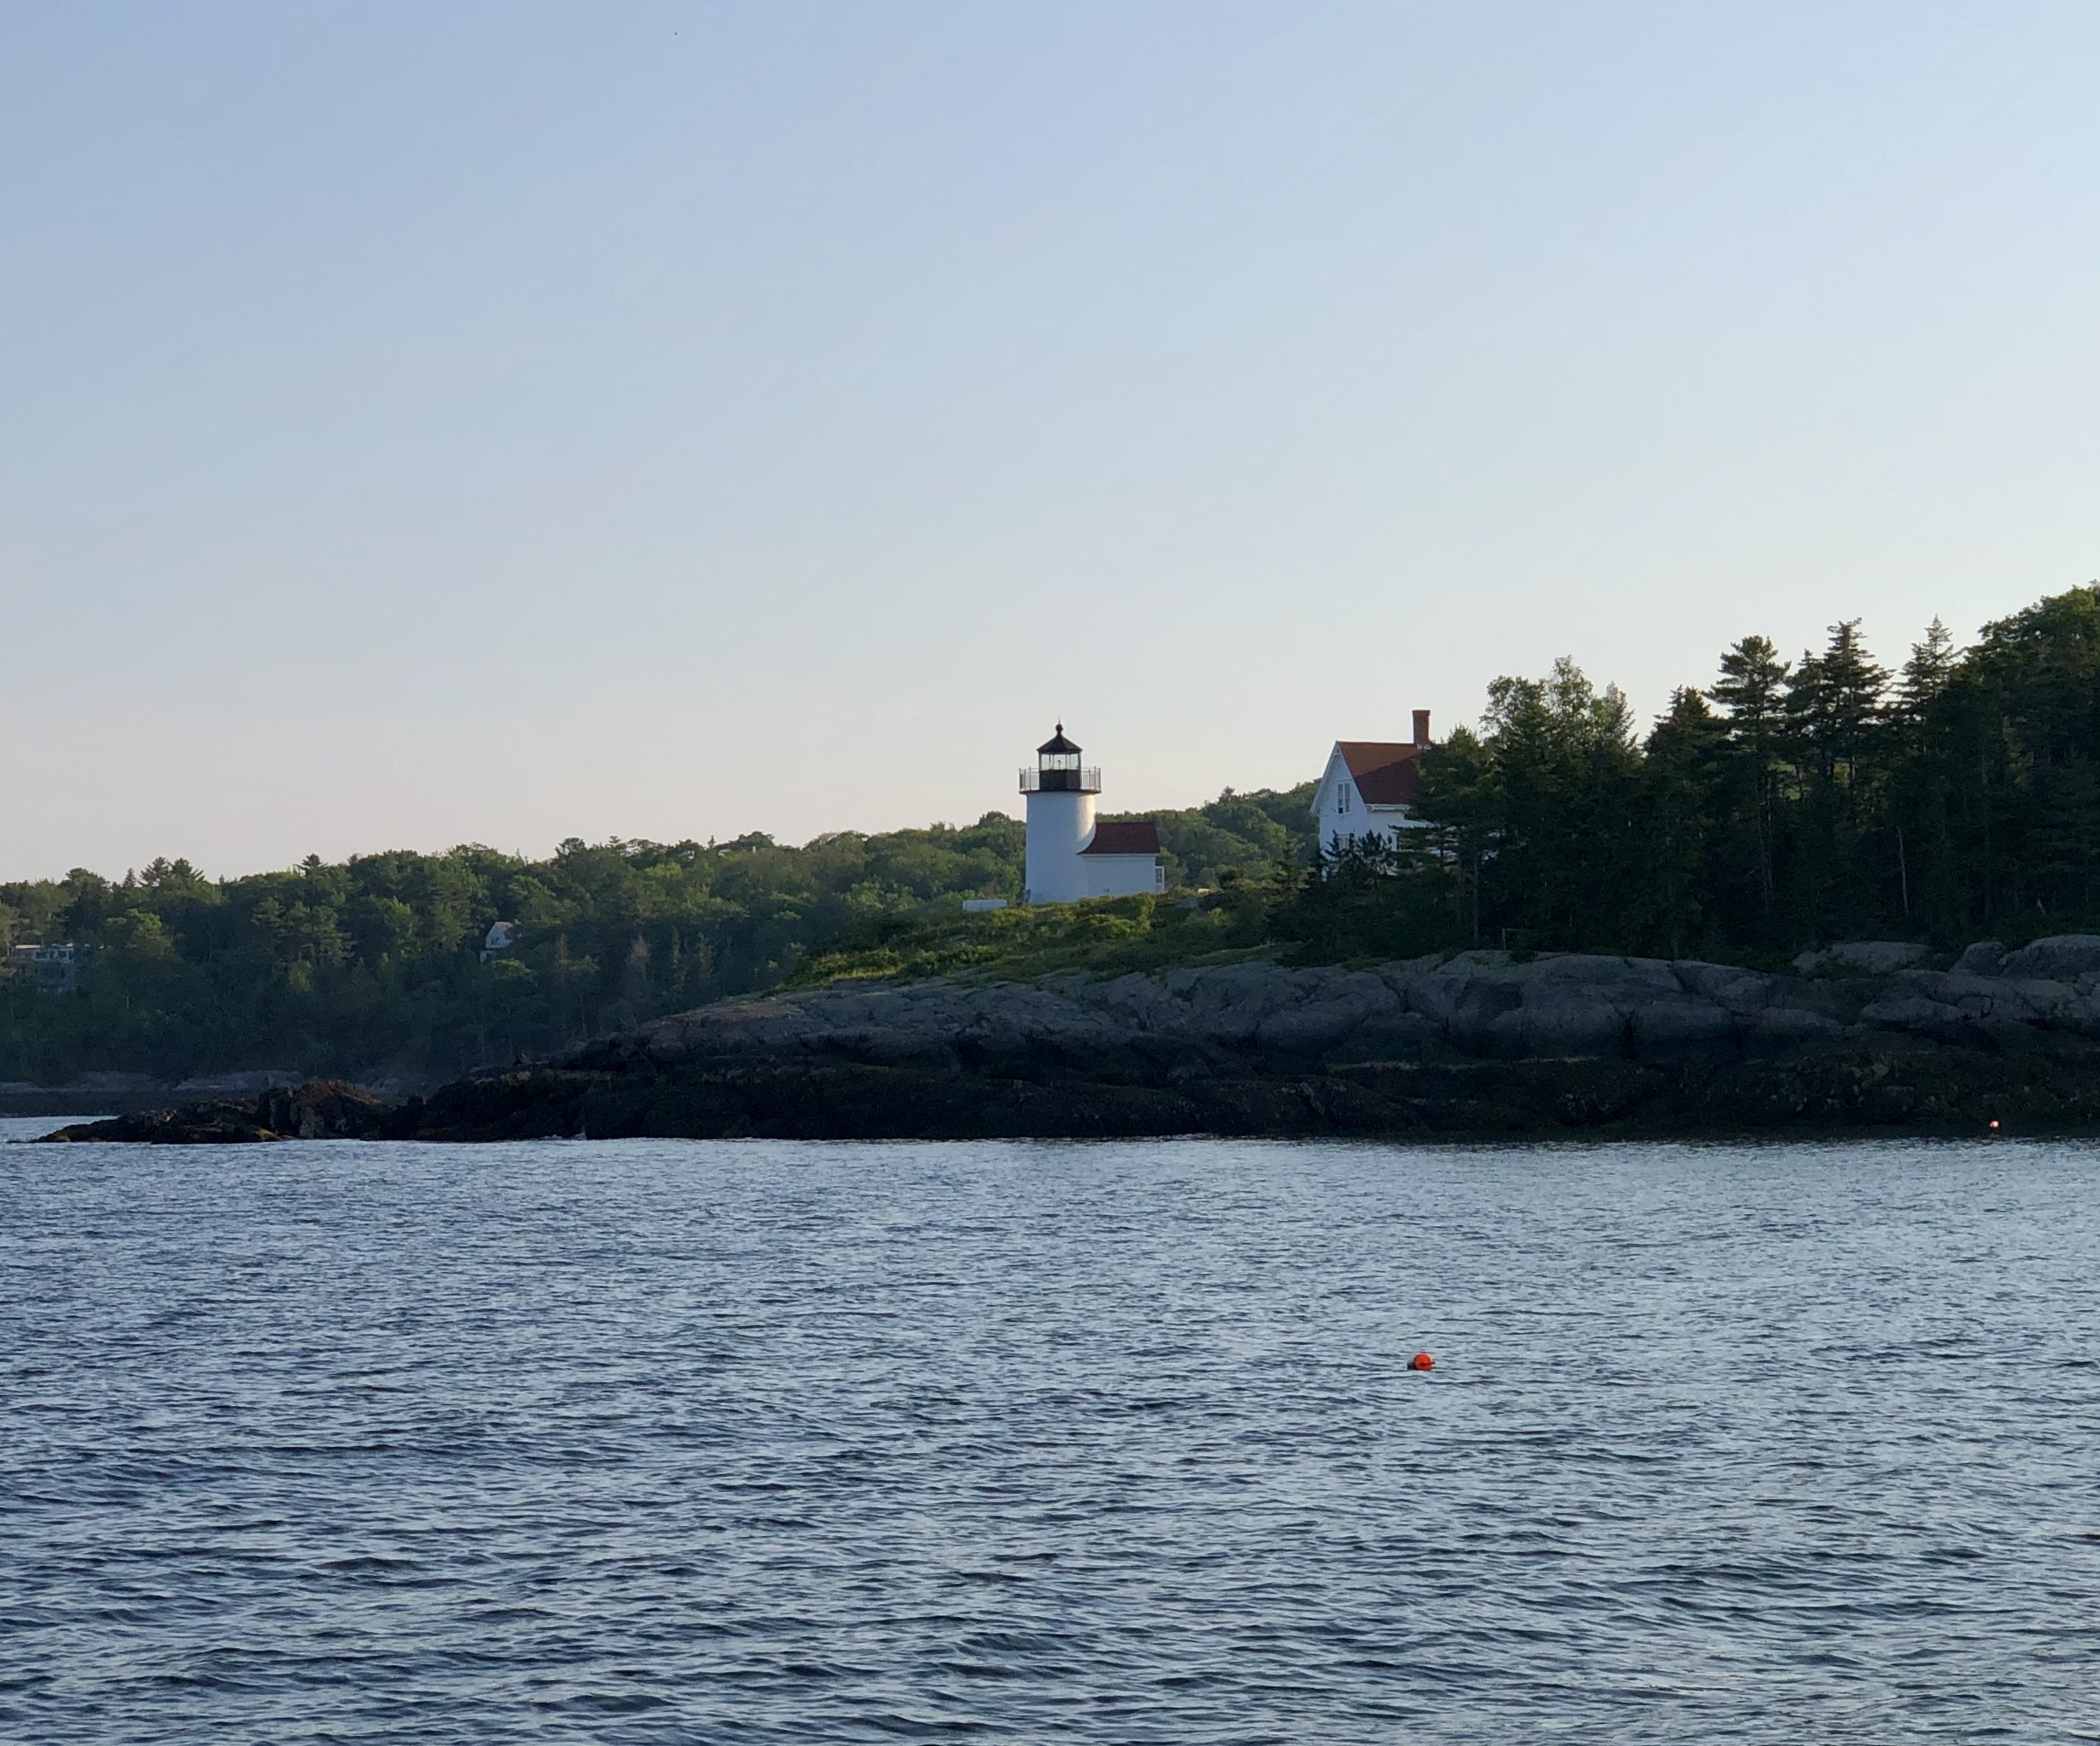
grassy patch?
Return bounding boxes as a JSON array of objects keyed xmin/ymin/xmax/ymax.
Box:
[{"xmin": 788, "ymin": 893, "xmax": 1276, "ymax": 987}]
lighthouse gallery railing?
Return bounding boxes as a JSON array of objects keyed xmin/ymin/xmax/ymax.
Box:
[{"xmin": 1019, "ymin": 767, "xmax": 1102, "ymax": 794}]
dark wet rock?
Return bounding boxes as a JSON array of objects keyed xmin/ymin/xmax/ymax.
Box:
[
  {"xmin": 40, "ymin": 1080, "xmax": 399, "ymax": 1144},
  {"xmin": 0, "ymin": 1066, "xmax": 415, "ymax": 1118},
  {"xmin": 380, "ymin": 945, "xmax": 2100, "ymax": 1141},
  {"xmin": 392, "ymin": 1042, "xmax": 2100, "ymax": 1142},
  {"xmin": 43, "ymin": 942, "xmax": 2100, "ymax": 1142}
]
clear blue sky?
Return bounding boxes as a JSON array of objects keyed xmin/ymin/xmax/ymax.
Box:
[{"xmin": 4, "ymin": 2, "xmax": 2096, "ymax": 879}]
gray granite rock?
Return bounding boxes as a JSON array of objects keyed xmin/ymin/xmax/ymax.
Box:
[
  {"xmin": 612, "ymin": 946, "xmax": 2100, "ymax": 1085},
  {"xmin": 82, "ymin": 949, "xmax": 2100, "ymax": 1144},
  {"xmin": 1951, "ymin": 941, "xmax": 2007, "ymax": 975},
  {"xmin": 2000, "ymin": 935, "xmax": 2100, "ymax": 981},
  {"xmin": 1793, "ymin": 941, "xmax": 1932, "ymax": 975}
]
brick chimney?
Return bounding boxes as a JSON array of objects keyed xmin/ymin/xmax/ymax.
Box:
[{"xmin": 1413, "ymin": 709, "xmax": 1431, "ymax": 749}]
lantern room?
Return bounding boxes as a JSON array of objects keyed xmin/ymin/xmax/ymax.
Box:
[{"xmin": 1020, "ymin": 725, "xmax": 1101, "ymax": 795}]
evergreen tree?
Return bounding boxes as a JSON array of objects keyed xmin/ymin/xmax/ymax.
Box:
[
  {"xmin": 1635, "ymin": 688, "xmax": 1728, "ymax": 958},
  {"xmin": 1888, "ymin": 619, "xmax": 1962, "ymax": 925},
  {"xmin": 1411, "ymin": 725, "xmax": 1499, "ymax": 944},
  {"xmin": 1475, "ymin": 658, "xmax": 1642, "ymax": 948},
  {"xmin": 1708, "ymin": 635, "xmax": 1792, "ymax": 933},
  {"xmin": 1781, "ymin": 621, "xmax": 1890, "ymax": 937}
]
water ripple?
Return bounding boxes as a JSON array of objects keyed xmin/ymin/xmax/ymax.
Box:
[{"xmin": 3, "ymin": 1131, "xmax": 2100, "ymax": 1740}]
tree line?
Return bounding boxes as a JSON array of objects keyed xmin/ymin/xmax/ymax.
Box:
[
  {"xmin": 10, "ymin": 582, "xmax": 2093, "ymax": 1085},
  {"xmin": 1287, "ymin": 584, "xmax": 2100, "ymax": 964},
  {"xmin": 0, "ymin": 792, "xmax": 1312, "ymax": 1084}
]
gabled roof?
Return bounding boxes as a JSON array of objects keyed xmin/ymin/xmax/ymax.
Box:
[
  {"xmin": 1332, "ymin": 741, "xmax": 1423, "ymax": 806},
  {"xmin": 1081, "ymin": 820, "xmax": 1160, "ymax": 856}
]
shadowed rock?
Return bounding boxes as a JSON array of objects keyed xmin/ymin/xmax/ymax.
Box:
[
  {"xmin": 1792, "ymin": 941, "xmax": 1933, "ymax": 975},
  {"xmin": 41, "ymin": 1081, "xmax": 398, "ymax": 1144},
  {"xmin": 37, "ymin": 944, "xmax": 2100, "ymax": 1142}
]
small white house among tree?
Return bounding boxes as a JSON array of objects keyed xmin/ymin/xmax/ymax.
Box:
[
  {"xmin": 7, "ymin": 942, "xmax": 88, "ymax": 992},
  {"xmin": 1021, "ymin": 726, "xmax": 1166, "ymax": 904},
  {"xmin": 1312, "ymin": 711, "xmax": 1436, "ymax": 857}
]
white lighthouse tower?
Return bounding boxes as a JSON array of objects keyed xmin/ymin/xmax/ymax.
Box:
[
  {"xmin": 1020, "ymin": 725, "xmax": 1165, "ymax": 904},
  {"xmin": 1022, "ymin": 724, "xmax": 1098, "ymax": 904}
]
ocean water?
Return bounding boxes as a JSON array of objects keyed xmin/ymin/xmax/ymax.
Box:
[{"xmin": 3, "ymin": 1127, "xmax": 2099, "ymax": 1743}]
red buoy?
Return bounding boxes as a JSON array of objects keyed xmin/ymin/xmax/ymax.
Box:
[{"xmin": 1408, "ymin": 1351, "xmax": 1435, "ymax": 1371}]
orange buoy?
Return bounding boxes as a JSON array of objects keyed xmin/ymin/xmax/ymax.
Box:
[
  {"xmin": 1408, "ymin": 1351, "xmax": 1435, "ymax": 1371},
  {"xmin": 1989, "ymin": 1118, "xmax": 2001, "ymax": 1131}
]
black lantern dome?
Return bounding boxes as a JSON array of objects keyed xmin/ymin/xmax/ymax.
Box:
[
  {"xmin": 1037, "ymin": 723, "xmax": 1081, "ymax": 763},
  {"xmin": 1022, "ymin": 723, "xmax": 1100, "ymax": 794}
]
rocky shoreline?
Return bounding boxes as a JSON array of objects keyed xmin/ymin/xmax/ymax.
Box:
[
  {"xmin": 0, "ymin": 1066, "xmax": 430, "ymax": 1119},
  {"xmin": 35, "ymin": 935, "xmax": 2100, "ymax": 1143}
]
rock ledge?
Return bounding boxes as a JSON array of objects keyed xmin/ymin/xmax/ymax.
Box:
[{"xmin": 42, "ymin": 941, "xmax": 2100, "ymax": 1143}]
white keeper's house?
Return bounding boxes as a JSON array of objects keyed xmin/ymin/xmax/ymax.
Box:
[
  {"xmin": 1312, "ymin": 710, "xmax": 1437, "ymax": 856},
  {"xmin": 1021, "ymin": 725, "xmax": 1166, "ymax": 905}
]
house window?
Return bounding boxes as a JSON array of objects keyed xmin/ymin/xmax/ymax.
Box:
[{"xmin": 1337, "ymin": 782, "xmax": 1352, "ymax": 813}]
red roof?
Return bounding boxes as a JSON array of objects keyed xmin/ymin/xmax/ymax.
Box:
[
  {"xmin": 1081, "ymin": 820, "xmax": 1161, "ymax": 856},
  {"xmin": 1335, "ymin": 741, "xmax": 1423, "ymax": 805}
]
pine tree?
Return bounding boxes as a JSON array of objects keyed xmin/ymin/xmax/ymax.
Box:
[
  {"xmin": 1895, "ymin": 619, "xmax": 1957, "ymax": 726},
  {"xmin": 1888, "ymin": 619, "xmax": 1961, "ymax": 925},
  {"xmin": 1637, "ymin": 688, "xmax": 1728, "ymax": 958},
  {"xmin": 1708, "ymin": 636, "xmax": 1791, "ymax": 929},
  {"xmin": 1782, "ymin": 622, "xmax": 1890, "ymax": 938}
]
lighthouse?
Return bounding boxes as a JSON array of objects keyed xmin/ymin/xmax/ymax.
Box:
[
  {"xmin": 1020, "ymin": 725, "xmax": 1165, "ymax": 905},
  {"xmin": 1022, "ymin": 725, "xmax": 1098, "ymax": 904}
]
